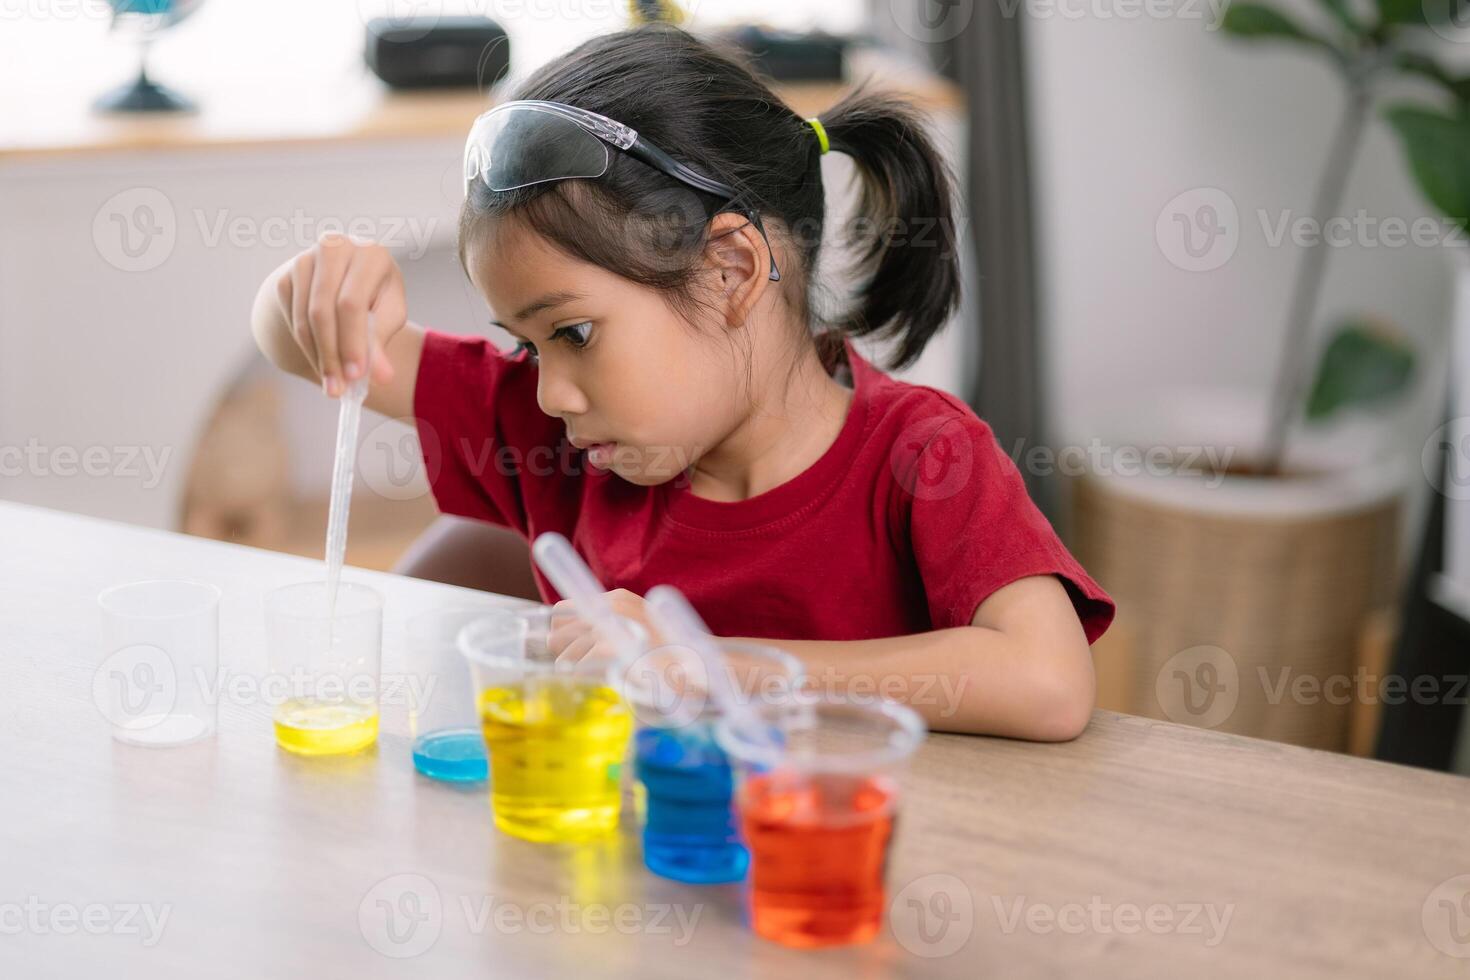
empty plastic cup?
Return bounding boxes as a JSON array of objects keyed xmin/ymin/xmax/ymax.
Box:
[
  {"xmin": 265, "ymin": 581, "xmax": 382, "ymax": 756},
  {"xmin": 716, "ymin": 694, "xmax": 926, "ymax": 948},
  {"xmin": 457, "ymin": 607, "xmax": 644, "ymax": 843},
  {"xmin": 96, "ymin": 579, "xmax": 221, "ymax": 747},
  {"xmin": 619, "ymin": 640, "xmax": 803, "ymax": 884},
  {"xmin": 404, "ymin": 605, "xmax": 499, "ymax": 782}
]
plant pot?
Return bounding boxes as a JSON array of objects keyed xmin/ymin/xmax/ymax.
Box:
[{"xmin": 1070, "ymin": 389, "xmax": 1403, "ymax": 751}]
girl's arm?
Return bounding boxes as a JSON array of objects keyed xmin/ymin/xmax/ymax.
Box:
[
  {"xmin": 554, "ymin": 574, "xmax": 1096, "ymax": 740},
  {"xmin": 730, "ymin": 575, "xmax": 1096, "ymax": 740},
  {"xmin": 250, "ymin": 235, "xmax": 426, "ymax": 420}
]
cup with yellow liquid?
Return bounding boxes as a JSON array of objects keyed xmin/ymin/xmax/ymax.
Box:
[
  {"xmin": 456, "ymin": 607, "xmax": 644, "ymax": 843},
  {"xmin": 265, "ymin": 581, "xmax": 383, "ymax": 756}
]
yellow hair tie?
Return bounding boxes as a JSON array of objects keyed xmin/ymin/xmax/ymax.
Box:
[{"xmin": 806, "ymin": 117, "xmax": 830, "ymax": 155}]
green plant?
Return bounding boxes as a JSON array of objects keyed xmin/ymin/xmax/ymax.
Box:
[{"xmin": 1220, "ymin": 0, "xmax": 1470, "ymax": 473}]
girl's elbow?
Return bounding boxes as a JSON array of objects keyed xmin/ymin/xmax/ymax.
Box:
[{"xmin": 1029, "ymin": 658, "xmax": 1096, "ymax": 742}]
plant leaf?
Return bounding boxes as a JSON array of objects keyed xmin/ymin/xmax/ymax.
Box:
[
  {"xmin": 1315, "ymin": 0, "xmax": 1362, "ymax": 34},
  {"xmin": 1305, "ymin": 321, "xmax": 1416, "ymax": 421},
  {"xmin": 1376, "ymin": 0, "xmax": 1470, "ymax": 25},
  {"xmin": 1220, "ymin": 3, "xmax": 1336, "ymax": 50},
  {"xmin": 1383, "ymin": 104, "xmax": 1470, "ymax": 235},
  {"xmin": 1395, "ymin": 51, "xmax": 1470, "ymax": 104}
]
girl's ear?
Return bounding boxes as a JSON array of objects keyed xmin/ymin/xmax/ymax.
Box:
[{"xmin": 702, "ymin": 211, "xmax": 773, "ymax": 328}]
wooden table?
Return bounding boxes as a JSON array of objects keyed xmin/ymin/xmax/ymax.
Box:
[{"xmin": 3, "ymin": 501, "xmax": 1469, "ymax": 978}]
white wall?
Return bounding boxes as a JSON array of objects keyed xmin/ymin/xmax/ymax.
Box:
[{"xmin": 1024, "ymin": 0, "xmax": 1465, "ymax": 561}]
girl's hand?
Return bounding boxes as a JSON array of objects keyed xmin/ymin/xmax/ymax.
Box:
[
  {"xmin": 274, "ymin": 233, "xmax": 407, "ymax": 397},
  {"xmin": 548, "ymin": 589, "xmax": 662, "ymax": 665}
]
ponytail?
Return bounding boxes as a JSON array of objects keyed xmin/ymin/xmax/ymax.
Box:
[{"xmin": 817, "ymin": 86, "xmax": 962, "ymax": 370}]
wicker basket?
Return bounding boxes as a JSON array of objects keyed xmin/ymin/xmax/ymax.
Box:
[{"xmin": 1072, "ymin": 466, "xmax": 1400, "ymax": 751}]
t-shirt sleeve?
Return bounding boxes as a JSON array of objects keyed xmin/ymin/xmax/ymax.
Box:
[
  {"xmin": 411, "ymin": 328, "xmax": 575, "ymax": 536},
  {"xmin": 899, "ymin": 412, "xmax": 1115, "ymax": 644}
]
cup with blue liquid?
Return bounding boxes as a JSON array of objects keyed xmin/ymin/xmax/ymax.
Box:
[
  {"xmin": 404, "ymin": 606, "xmax": 505, "ymax": 782},
  {"xmin": 619, "ymin": 638, "xmax": 804, "ymax": 884}
]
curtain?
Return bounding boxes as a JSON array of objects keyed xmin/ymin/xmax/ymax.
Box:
[{"xmin": 865, "ymin": 0, "xmax": 1052, "ymax": 514}]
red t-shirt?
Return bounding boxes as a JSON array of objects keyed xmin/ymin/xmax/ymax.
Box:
[{"xmin": 412, "ymin": 329, "xmax": 1115, "ymax": 644}]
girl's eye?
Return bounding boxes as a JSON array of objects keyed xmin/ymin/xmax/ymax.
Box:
[
  {"xmin": 552, "ymin": 322, "xmax": 593, "ymax": 349},
  {"xmin": 509, "ymin": 340, "xmax": 538, "ymax": 361}
]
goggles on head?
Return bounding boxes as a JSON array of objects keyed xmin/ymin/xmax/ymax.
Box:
[{"xmin": 463, "ymin": 99, "xmax": 781, "ymax": 282}]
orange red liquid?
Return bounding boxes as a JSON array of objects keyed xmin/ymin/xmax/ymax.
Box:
[{"xmin": 737, "ymin": 773, "xmax": 897, "ymax": 947}]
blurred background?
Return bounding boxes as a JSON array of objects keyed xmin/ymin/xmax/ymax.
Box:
[{"xmin": 2, "ymin": 0, "xmax": 1467, "ymax": 768}]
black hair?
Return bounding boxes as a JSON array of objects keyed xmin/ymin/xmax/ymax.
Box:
[{"xmin": 457, "ymin": 24, "xmax": 961, "ymax": 371}]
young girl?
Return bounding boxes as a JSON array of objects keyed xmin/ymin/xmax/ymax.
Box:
[{"xmin": 251, "ymin": 26, "xmax": 1114, "ymax": 740}]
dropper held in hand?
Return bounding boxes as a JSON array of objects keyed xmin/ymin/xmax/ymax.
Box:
[
  {"xmin": 530, "ymin": 532, "xmax": 641, "ymax": 662},
  {"xmin": 324, "ymin": 314, "xmax": 375, "ymax": 621},
  {"xmin": 644, "ymin": 585, "xmax": 737, "ymax": 711}
]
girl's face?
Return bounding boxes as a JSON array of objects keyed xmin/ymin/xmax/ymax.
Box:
[{"xmin": 466, "ymin": 220, "xmax": 746, "ymax": 486}]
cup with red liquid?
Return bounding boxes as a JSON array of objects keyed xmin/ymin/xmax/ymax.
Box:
[{"xmin": 715, "ymin": 693, "xmax": 926, "ymax": 948}]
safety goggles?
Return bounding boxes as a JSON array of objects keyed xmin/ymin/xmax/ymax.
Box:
[{"xmin": 463, "ymin": 99, "xmax": 781, "ymax": 282}]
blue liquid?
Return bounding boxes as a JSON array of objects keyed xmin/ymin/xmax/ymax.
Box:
[
  {"xmin": 412, "ymin": 729, "xmax": 488, "ymax": 783},
  {"xmin": 634, "ymin": 723, "xmax": 747, "ymax": 884}
]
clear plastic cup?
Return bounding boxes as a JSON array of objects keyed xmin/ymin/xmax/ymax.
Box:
[
  {"xmin": 618, "ymin": 640, "xmax": 804, "ymax": 884},
  {"xmin": 265, "ymin": 581, "xmax": 383, "ymax": 756},
  {"xmin": 96, "ymin": 580, "xmax": 221, "ymax": 747},
  {"xmin": 715, "ymin": 693, "xmax": 926, "ymax": 948},
  {"xmin": 457, "ymin": 607, "xmax": 645, "ymax": 843},
  {"xmin": 404, "ymin": 606, "xmax": 496, "ymax": 782}
]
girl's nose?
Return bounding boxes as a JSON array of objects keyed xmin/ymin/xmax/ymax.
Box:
[{"xmin": 536, "ymin": 369, "xmax": 590, "ymax": 419}]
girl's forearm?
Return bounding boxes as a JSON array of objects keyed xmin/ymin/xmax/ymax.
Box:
[{"xmin": 728, "ymin": 627, "xmax": 1096, "ymax": 740}]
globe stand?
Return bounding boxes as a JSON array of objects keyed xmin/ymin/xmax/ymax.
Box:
[{"xmin": 94, "ymin": 48, "xmax": 195, "ymax": 114}]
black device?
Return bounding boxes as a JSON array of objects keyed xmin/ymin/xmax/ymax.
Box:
[
  {"xmin": 720, "ymin": 25, "xmax": 848, "ymax": 83},
  {"xmin": 365, "ymin": 17, "xmax": 511, "ymax": 90}
]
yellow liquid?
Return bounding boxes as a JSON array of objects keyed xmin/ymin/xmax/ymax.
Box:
[
  {"xmin": 479, "ymin": 681, "xmax": 632, "ymax": 842},
  {"xmin": 274, "ymin": 699, "xmax": 379, "ymax": 755}
]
